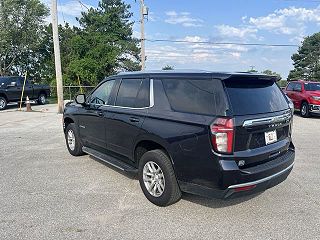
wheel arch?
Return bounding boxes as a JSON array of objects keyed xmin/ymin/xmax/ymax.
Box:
[
  {"xmin": 63, "ymin": 116, "xmax": 75, "ymax": 132},
  {"xmin": 133, "ymin": 137, "xmax": 174, "ymax": 167},
  {"xmin": 38, "ymin": 90, "xmax": 47, "ymax": 98},
  {"xmin": 301, "ymin": 99, "xmax": 309, "ymax": 104},
  {"xmin": 300, "ymin": 99, "xmax": 309, "ymax": 109},
  {"xmin": 0, "ymin": 93, "xmax": 8, "ymax": 101}
]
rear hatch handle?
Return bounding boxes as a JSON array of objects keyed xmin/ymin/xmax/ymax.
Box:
[{"xmin": 242, "ymin": 112, "xmax": 291, "ymax": 128}]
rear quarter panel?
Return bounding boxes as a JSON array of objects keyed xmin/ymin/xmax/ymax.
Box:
[{"xmin": 139, "ymin": 109, "xmax": 222, "ymax": 190}]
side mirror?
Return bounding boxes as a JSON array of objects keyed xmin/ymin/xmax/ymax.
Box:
[{"xmin": 75, "ymin": 94, "xmax": 86, "ymax": 105}]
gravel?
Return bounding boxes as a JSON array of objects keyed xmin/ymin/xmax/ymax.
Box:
[{"xmin": 0, "ymin": 104, "xmax": 319, "ymax": 240}]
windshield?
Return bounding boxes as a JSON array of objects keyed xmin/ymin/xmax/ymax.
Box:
[{"xmin": 304, "ymin": 83, "xmax": 320, "ymax": 91}]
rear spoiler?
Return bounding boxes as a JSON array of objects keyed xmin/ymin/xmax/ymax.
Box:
[{"xmin": 218, "ymin": 73, "xmax": 280, "ymax": 82}]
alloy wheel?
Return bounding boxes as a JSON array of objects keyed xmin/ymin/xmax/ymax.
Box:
[
  {"xmin": 0, "ymin": 99, "xmax": 6, "ymax": 109},
  {"xmin": 40, "ymin": 95, "xmax": 46, "ymax": 104},
  {"xmin": 301, "ymin": 104, "xmax": 307, "ymax": 116},
  {"xmin": 67, "ymin": 129, "xmax": 76, "ymax": 151},
  {"xmin": 143, "ymin": 161, "xmax": 165, "ymax": 197}
]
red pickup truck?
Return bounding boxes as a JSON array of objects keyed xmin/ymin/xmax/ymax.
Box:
[{"xmin": 284, "ymin": 80, "xmax": 320, "ymax": 117}]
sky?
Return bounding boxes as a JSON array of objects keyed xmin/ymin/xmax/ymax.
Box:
[{"xmin": 41, "ymin": 0, "xmax": 320, "ymax": 79}]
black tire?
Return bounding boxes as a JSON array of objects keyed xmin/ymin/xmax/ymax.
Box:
[
  {"xmin": 138, "ymin": 149, "xmax": 181, "ymax": 207},
  {"xmin": 38, "ymin": 93, "xmax": 47, "ymax": 105},
  {"xmin": 65, "ymin": 123, "xmax": 84, "ymax": 156},
  {"xmin": 300, "ymin": 102, "xmax": 310, "ymax": 118},
  {"xmin": 0, "ymin": 96, "xmax": 7, "ymax": 110}
]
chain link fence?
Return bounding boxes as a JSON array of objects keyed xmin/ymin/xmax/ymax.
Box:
[{"xmin": 50, "ymin": 86, "xmax": 95, "ymax": 101}]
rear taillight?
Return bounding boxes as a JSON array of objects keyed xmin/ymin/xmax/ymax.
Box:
[{"xmin": 210, "ymin": 118, "xmax": 234, "ymax": 154}]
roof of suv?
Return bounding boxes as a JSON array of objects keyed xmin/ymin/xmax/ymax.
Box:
[{"xmin": 116, "ymin": 70, "xmax": 280, "ymax": 81}]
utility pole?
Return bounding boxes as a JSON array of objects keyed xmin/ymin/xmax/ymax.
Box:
[
  {"xmin": 140, "ymin": 0, "xmax": 148, "ymax": 70},
  {"xmin": 51, "ymin": 0, "xmax": 64, "ymax": 113}
]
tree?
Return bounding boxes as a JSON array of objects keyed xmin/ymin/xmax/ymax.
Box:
[
  {"xmin": 68, "ymin": 0, "xmax": 141, "ymax": 85},
  {"xmin": 288, "ymin": 33, "xmax": 320, "ymax": 81},
  {"xmin": 247, "ymin": 68, "xmax": 258, "ymax": 73},
  {"xmin": 261, "ymin": 69, "xmax": 282, "ymax": 80},
  {"xmin": 162, "ymin": 65, "xmax": 174, "ymax": 70},
  {"xmin": 0, "ymin": 0, "xmax": 49, "ymax": 77},
  {"xmin": 39, "ymin": 23, "xmax": 77, "ymax": 85}
]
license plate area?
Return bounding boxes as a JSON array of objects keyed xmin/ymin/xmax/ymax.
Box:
[{"xmin": 265, "ymin": 130, "xmax": 277, "ymax": 145}]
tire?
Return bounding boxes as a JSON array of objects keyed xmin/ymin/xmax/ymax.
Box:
[
  {"xmin": 65, "ymin": 123, "xmax": 84, "ymax": 156},
  {"xmin": 300, "ymin": 102, "xmax": 310, "ymax": 118},
  {"xmin": 0, "ymin": 96, "xmax": 7, "ymax": 110},
  {"xmin": 38, "ymin": 93, "xmax": 47, "ymax": 105},
  {"xmin": 138, "ymin": 149, "xmax": 181, "ymax": 207}
]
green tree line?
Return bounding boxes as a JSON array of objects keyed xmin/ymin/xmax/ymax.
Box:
[
  {"xmin": 0, "ymin": 0, "xmax": 140, "ymax": 86},
  {"xmin": 0, "ymin": 0, "xmax": 319, "ymax": 86}
]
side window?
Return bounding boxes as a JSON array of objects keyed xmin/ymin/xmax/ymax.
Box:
[
  {"xmin": 90, "ymin": 80, "xmax": 115, "ymax": 105},
  {"xmin": 162, "ymin": 78, "xmax": 217, "ymax": 115},
  {"xmin": 14, "ymin": 77, "xmax": 23, "ymax": 87},
  {"xmin": 116, "ymin": 79, "xmax": 147, "ymax": 108},
  {"xmin": 287, "ymin": 83, "xmax": 294, "ymax": 91},
  {"xmin": 135, "ymin": 79, "xmax": 150, "ymax": 108},
  {"xmin": 294, "ymin": 83, "xmax": 302, "ymax": 92}
]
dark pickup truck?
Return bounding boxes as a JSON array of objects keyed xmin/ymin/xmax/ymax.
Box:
[{"xmin": 0, "ymin": 76, "xmax": 51, "ymax": 110}]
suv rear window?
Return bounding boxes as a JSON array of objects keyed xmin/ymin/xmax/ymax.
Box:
[
  {"xmin": 161, "ymin": 78, "xmax": 228, "ymax": 115},
  {"xmin": 224, "ymin": 78, "xmax": 288, "ymax": 115}
]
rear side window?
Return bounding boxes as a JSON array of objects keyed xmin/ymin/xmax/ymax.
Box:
[
  {"xmin": 13, "ymin": 77, "xmax": 23, "ymax": 86},
  {"xmin": 161, "ymin": 78, "xmax": 227, "ymax": 115},
  {"xmin": 305, "ymin": 83, "xmax": 320, "ymax": 91},
  {"xmin": 224, "ymin": 78, "xmax": 288, "ymax": 115},
  {"xmin": 135, "ymin": 79, "xmax": 150, "ymax": 108},
  {"xmin": 116, "ymin": 79, "xmax": 149, "ymax": 108}
]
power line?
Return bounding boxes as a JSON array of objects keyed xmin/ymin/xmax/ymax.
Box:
[
  {"xmin": 77, "ymin": 0, "xmax": 89, "ymax": 10},
  {"xmin": 58, "ymin": 0, "xmax": 66, "ymax": 23},
  {"xmin": 145, "ymin": 39, "xmax": 300, "ymax": 48}
]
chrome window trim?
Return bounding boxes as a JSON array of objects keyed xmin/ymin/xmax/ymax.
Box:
[
  {"xmin": 242, "ymin": 111, "xmax": 292, "ymax": 127},
  {"xmin": 228, "ymin": 162, "xmax": 294, "ymax": 189},
  {"xmin": 91, "ymin": 79, "xmax": 154, "ymax": 110}
]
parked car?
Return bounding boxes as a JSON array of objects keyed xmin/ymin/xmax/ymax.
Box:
[
  {"xmin": 284, "ymin": 80, "xmax": 320, "ymax": 117},
  {"xmin": 63, "ymin": 70, "xmax": 295, "ymax": 206},
  {"xmin": 0, "ymin": 76, "xmax": 51, "ymax": 110}
]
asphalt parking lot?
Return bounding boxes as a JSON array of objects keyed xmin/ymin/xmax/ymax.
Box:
[{"xmin": 0, "ymin": 104, "xmax": 319, "ymax": 240}]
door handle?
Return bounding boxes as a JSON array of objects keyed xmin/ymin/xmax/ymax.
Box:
[
  {"xmin": 97, "ymin": 111, "xmax": 104, "ymax": 117},
  {"xmin": 129, "ymin": 117, "xmax": 140, "ymax": 123}
]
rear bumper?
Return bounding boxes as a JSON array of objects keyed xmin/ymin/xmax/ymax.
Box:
[
  {"xmin": 179, "ymin": 148, "xmax": 295, "ymax": 199},
  {"xmin": 224, "ymin": 162, "xmax": 293, "ymax": 198}
]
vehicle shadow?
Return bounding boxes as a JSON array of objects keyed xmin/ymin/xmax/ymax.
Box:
[
  {"xmin": 182, "ymin": 192, "xmax": 263, "ymax": 208},
  {"xmin": 89, "ymin": 154, "xmax": 264, "ymax": 208}
]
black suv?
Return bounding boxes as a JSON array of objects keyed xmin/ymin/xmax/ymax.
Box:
[{"xmin": 63, "ymin": 71, "xmax": 295, "ymax": 206}]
